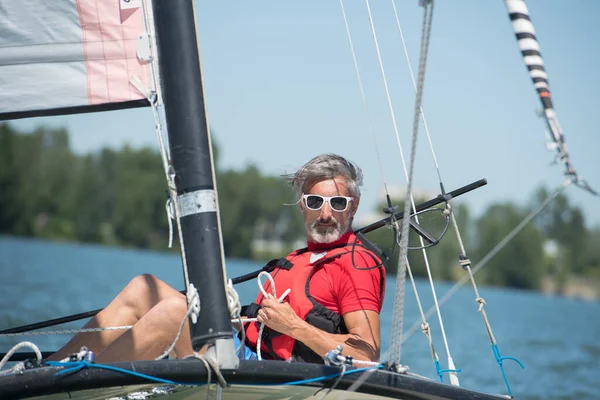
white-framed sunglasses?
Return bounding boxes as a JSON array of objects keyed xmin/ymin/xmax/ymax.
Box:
[{"xmin": 302, "ymin": 194, "xmax": 354, "ymax": 212}]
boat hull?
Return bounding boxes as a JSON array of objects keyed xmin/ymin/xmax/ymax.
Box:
[{"xmin": 0, "ymin": 359, "xmax": 507, "ymax": 400}]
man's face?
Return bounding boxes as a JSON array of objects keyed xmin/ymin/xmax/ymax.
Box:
[{"xmin": 301, "ymin": 177, "xmax": 359, "ymax": 243}]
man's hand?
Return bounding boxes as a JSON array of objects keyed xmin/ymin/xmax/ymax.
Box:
[
  {"xmin": 257, "ymin": 294, "xmax": 380, "ymax": 363},
  {"xmin": 256, "ymin": 294, "xmax": 300, "ymax": 336}
]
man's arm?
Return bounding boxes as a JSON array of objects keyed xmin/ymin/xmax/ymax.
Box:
[{"xmin": 257, "ymin": 294, "xmax": 380, "ymax": 363}]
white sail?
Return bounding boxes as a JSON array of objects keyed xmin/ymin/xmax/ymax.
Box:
[{"xmin": 0, "ymin": 0, "xmax": 154, "ymax": 120}]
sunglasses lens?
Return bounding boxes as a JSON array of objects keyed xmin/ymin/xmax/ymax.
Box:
[
  {"xmin": 330, "ymin": 197, "xmax": 348, "ymax": 211},
  {"xmin": 306, "ymin": 195, "xmax": 324, "ymax": 210}
]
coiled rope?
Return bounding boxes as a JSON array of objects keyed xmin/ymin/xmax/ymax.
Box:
[
  {"xmin": 255, "ymin": 271, "xmax": 291, "ymax": 361},
  {"xmin": 0, "ymin": 342, "xmax": 42, "ymax": 376}
]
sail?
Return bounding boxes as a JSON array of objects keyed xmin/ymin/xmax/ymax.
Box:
[{"xmin": 0, "ymin": 0, "xmax": 155, "ymax": 121}]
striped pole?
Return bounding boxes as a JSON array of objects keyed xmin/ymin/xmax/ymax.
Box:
[{"xmin": 504, "ymin": 0, "xmax": 574, "ymax": 174}]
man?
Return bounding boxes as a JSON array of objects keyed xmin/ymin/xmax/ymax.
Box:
[{"xmin": 49, "ymin": 153, "xmax": 385, "ymax": 364}]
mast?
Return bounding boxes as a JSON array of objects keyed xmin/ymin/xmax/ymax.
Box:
[{"xmin": 151, "ymin": 0, "xmax": 237, "ymax": 367}]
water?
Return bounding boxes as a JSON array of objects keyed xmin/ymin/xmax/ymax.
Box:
[{"xmin": 0, "ymin": 236, "xmax": 598, "ymax": 399}]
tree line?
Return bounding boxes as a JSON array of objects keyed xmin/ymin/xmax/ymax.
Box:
[{"xmin": 1, "ymin": 123, "xmax": 598, "ymax": 292}]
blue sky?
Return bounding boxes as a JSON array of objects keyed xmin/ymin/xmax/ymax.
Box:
[{"xmin": 12, "ymin": 0, "xmax": 600, "ymax": 227}]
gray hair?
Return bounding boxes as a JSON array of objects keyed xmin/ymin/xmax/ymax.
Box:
[{"xmin": 282, "ymin": 153, "xmax": 363, "ymax": 197}]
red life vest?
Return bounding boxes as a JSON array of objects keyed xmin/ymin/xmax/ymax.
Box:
[{"xmin": 243, "ymin": 236, "xmax": 384, "ymax": 363}]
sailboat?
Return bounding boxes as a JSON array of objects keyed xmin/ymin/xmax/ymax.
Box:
[{"xmin": 0, "ymin": 0, "xmax": 595, "ymax": 399}]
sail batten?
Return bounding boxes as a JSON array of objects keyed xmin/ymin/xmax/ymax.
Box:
[{"xmin": 0, "ymin": 1, "xmax": 154, "ymax": 120}]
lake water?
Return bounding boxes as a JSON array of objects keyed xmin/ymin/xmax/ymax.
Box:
[{"xmin": 0, "ymin": 236, "xmax": 598, "ymax": 399}]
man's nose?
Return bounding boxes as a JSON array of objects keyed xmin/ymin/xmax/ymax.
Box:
[{"xmin": 320, "ymin": 201, "xmax": 333, "ymax": 220}]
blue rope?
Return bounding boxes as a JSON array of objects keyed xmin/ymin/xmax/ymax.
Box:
[
  {"xmin": 46, "ymin": 361, "xmax": 194, "ymax": 385},
  {"xmin": 45, "ymin": 360, "xmax": 383, "ymax": 387},
  {"xmin": 264, "ymin": 364, "xmax": 384, "ymax": 386},
  {"xmin": 433, "ymin": 359, "xmax": 461, "ymax": 383},
  {"xmin": 491, "ymin": 343, "xmax": 524, "ymax": 397}
]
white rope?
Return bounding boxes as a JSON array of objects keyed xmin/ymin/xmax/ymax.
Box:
[
  {"xmin": 226, "ymin": 279, "xmax": 247, "ymax": 354},
  {"xmin": 361, "ymin": 2, "xmax": 448, "ymax": 369},
  {"xmin": 382, "ymin": 1, "xmax": 451, "ymax": 379},
  {"xmin": 390, "ymin": 0, "xmax": 443, "ymax": 182},
  {"xmin": 0, "ymin": 325, "xmax": 132, "ymax": 337},
  {"xmin": 57, "ymin": 346, "xmax": 91, "ymax": 363},
  {"xmin": 255, "ymin": 271, "xmax": 291, "ymax": 361},
  {"xmin": 156, "ymin": 286, "xmax": 200, "ymax": 360},
  {"xmin": 364, "ymin": 0, "xmax": 410, "ymax": 176},
  {"xmin": 186, "ymin": 283, "xmax": 201, "ymax": 324},
  {"xmin": 345, "ymin": 0, "xmax": 426, "ymax": 373},
  {"xmin": 390, "ymin": 2, "xmax": 520, "ymax": 384},
  {"xmin": 186, "ymin": 351, "xmax": 228, "ymax": 388},
  {"xmin": 339, "ymin": 0, "xmax": 391, "ymax": 196},
  {"xmin": 379, "ymin": 0, "xmax": 460, "ymax": 383},
  {"xmin": 165, "ymin": 198, "xmax": 175, "ymax": 248},
  {"xmin": 448, "ymin": 205, "xmax": 497, "ymax": 343},
  {"xmin": 140, "ymin": 0, "xmax": 162, "ymax": 110},
  {"xmin": 344, "ymin": 358, "xmax": 381, "ymax": 367},
  {"xmin": 168, "ymin": 169, "xmax": 191, "ymax": 288},
  {"xmin": 186, "ymin": 352, "xmax": 213, "ymax": 399},
  {"xmin": 404, "ymin": 256, "xmax": 441, "ymax": 367},
  {"xmin": 227, "ymin": 280, "xmax": 241, "ymax": 321},
  {"xmin": 0, "ymin": 342, "xmax": 42, "ymax": 376},
  {"xmin": 335, "ymin": 13, "xmax": 406, "ymax": 385},
  {"xmin": 364, "ymin": 0, "xmax": 413, "ymax": 367},
  {"xmin": 402, "ymin": 179, "xmax": 573, "ymax": 342},
  {"xmin": 129, "ymin": 29, "xmax": 190, "ymax": 285}
]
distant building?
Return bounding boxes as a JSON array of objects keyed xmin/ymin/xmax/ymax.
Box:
[{"xmin": 251, "ymin": 212, "xmax": 303, "ymax": 259}]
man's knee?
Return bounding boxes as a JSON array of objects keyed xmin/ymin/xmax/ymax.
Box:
[
  {"xmin": 126, "ymin": 274, "xmax": 161, "ymax": 295},
  {"xmin": 119, "ymin": 274, "xmax": 164, "ymax": 316}
]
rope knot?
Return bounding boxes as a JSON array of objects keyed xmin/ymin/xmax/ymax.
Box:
[
  {"xmin": 186, "ymin": 284, "xmax": 201, "ymax": 324},
  {"xmin": 476, "ymin": 297, "xmax": 486, "ymax": 312},
  {"xmin": 226, "ymin": 279, "xmax": 241, "ymax": 320},
  {"xmin": 420, "ymin": 322, "xmax": 430, "ymax": 334}
]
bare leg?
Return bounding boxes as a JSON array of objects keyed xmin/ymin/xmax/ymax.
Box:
[
  {"xmin": 48, "ymin": 274, "xmax": 183, "ymax": 361},
  {"xmin": 95, "ymin": 296, "xmax": 192, "ymax": 362}
]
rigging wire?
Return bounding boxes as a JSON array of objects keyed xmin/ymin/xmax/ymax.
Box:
[
  {"xmin": 389, "ymin": 3, "xmax": 460, "ymax": 376},
  {"xmin": 386, "ymin": 0, "xmax": 459, "ymax": 382},
  {"xmin": 390, "ymin": 0, "xmax": 444, "ymax": 185},
  {"xmin": 353, "ymin": 0, "xmax": 456, "ymax": 379},
  {"xmin": 388, "ymin": 1, "xmax": 587, "ymax": 392},
  {"xmin": 402, "ymin": 178, "xmax": 573, "ymax": 342},
  {"xmin": 0, "ymin": 326, "xmax": 132, "ymax": 337},
  {"xmin": 339, "ymin": 0, "xmax": 391, "ymax": 198}
]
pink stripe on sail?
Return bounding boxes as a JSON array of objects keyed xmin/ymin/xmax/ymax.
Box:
[{"xmin": 76, "ymin": 0, "xmax": 149, "ymax": 105}]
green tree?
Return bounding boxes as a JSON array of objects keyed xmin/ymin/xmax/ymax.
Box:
[
  {"xmin": 474, "ymin": 203, "xmax": 545, "ymax": 289},
  {"xmin": 532, "ymin": 187, "xmax": 588, "ymax": 276},
  {"xmin": 0, "ymin": 124, "xmax": 19, "ymax": 233},
  {"xmin": 110, "ymin": 146, "xmax": 169, "ymax": 249},
  {"xmin": 216, "ymin": 164, "xmax": 303, "ymax": 258},
  {"xmin": 584, "ymin": 227, "xmax": 600, "ymax": 279},
  {"xmin": 3, "ymin": 125, "xmax": 78, "ymax": 239}
]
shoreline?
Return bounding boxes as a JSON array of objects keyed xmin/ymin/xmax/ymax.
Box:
[{"xmin": 541, "ymin": 275, "xmax": 600, "ymax": 301}]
